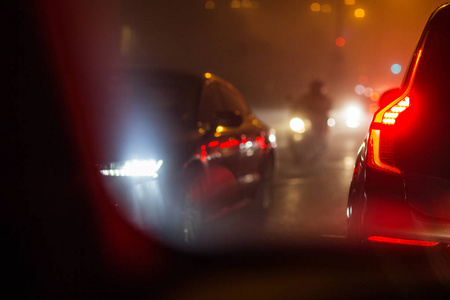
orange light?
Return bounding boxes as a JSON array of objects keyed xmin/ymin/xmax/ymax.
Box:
[
  {"xmin": 354, "ymin": 8, "xmax": 365, "ymax": 18},
  {"xmin": 205, "ymin": 0, "xmax": 215, "ymax": 10},
  {"xmin": 368, "ymin": 236, "xmax": 438, "ymax": 247},
  {"xmin": 345, "ymin": 0, "xmax": 355, "ymax": 5},
  {"xmin": 205, "ymin": 72, "xmax": 212, "ymax": 79},
  {"xmin": 310, "ymin": 3, "xmax": 321, "ymax": 12}
]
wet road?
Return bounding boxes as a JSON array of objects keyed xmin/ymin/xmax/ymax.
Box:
[
  {"xmin": 264, "ymin": 128, "xmax": 365, "ymax": 244},
  {"xmin": 215, "ymin": 108, "xmax": 370, "ymax": 248}
]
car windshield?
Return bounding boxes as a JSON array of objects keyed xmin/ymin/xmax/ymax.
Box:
[{"xmin": 11, "ymin": 1, "xmax": 450, "ymax": 298}]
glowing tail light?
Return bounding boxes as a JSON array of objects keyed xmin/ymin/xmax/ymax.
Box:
[
  {"xmin": 366, "ymin": 50, "xmax": 423, "ymax": 174},
  {"xmin": 367, "ymin": 236, "xmax": 438, "ymax": 247}
]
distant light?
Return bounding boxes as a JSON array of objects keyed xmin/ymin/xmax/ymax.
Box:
[
  {"xmin": 364, "ymin": 87, "xmax": 373, "ymax": 97},
  {"xmin": 354, "ymin": 8, "xmax": 365, "ymax": 18},
  {"xmin": 231, "ymin": 0, "xmax": 241, "ymax": 8},
  {"xmin": 345, "ymin": 0, "xmax": 355, "ymax": 5},
  {"xmin": 335, "ymin": 37, "xmax": 346, "ymax": 47},
  {"xmin": 205, "ymin": 0, "xmax": 215, "ymax": 10},
  {"xmin": 268, "ymin": 133, "xmax": 277, "ymax": 143},
  {"xmin": 205, "ymin": 72, "xmax": 212, "ymax": 79},
  {"xmin": 354, "ymin": 84, "xmax": 365, "ymax": 95},
  {"xmin": 290, "ymin": 117, "xmax": 306, "ymax": 133},
  {"xmin": 371, "ymin": 92, "xmax": 380, "ymax": 102},
  {"xmin": 216, "ymin": 126, "xmax": 224, "ymax": 133},
  {"xmin": 327, "ymin": 118, "xmax": 336, "ymax": 127},
  {"xmin": 346, "ymin": 119, "xmax": 360, "ymax": 128},
  {"xmin": 391, "ymin": 64, "xmax": 402, "ymax": 74},
  {"xmin": 310, "ymin": 2, "xmax": 321, "ymax": 12},
  {"xmin": 322, "ymin": 4, "xmax": 332, "ymax": 13}
]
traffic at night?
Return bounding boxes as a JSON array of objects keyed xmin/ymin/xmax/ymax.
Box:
[{"xmin": 8, "ymin": 1, "xmax": 450, "ymax": 298}]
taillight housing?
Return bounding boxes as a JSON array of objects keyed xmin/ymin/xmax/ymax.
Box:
[
  {"xmin": 366, "ymin": 48, "xmax": 423, "ymax": 175},
  {"xmin": 367, "ymin": 96, "xmax": 411, "ymax": 174}
]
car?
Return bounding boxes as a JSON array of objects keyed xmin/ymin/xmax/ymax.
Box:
[
  {"xmin": 347, "ymin": 3, "xmax": 450, "ymax": 247},
  {"xmin": 85, "ymin": 69, "xmax": 276, "ymax": 245}
]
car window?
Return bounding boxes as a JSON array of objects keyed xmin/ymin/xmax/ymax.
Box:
[
  {"xmin": 199, "ymin": 82, "xmax": 223, "ymax": 124},
  {"xmin": 218, "ymin": 84, "xmax": 249, "ymax": 117}
]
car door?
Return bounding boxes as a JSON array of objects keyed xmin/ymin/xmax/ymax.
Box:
[
  {"xmin": 216, "ymin": 82, "xmax": 265, "ymax": 201},
  {"xmin": 197, "ymin": 81, "xmax": 241, "ymax": 218}
]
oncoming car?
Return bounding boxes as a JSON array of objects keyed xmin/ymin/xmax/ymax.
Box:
[
  {"xmin": 347, "ymin": 3, "xmax": 450, "ymax": 247},
  {"xmin": 87, "ymin": 69, "xmax": 276, "ymax": 244}
]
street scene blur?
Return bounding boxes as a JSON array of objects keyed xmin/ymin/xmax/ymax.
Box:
[
  {"xmin": 10, "ymin": 0, "xmax": 450, "ymax": 298},
  {"xmin": 100, "ymin": 0, "xmax": 447, "ymax": 247}
]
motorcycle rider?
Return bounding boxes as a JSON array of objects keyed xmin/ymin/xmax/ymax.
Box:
[
  {"xmin": 289, "ymin": 80, "xmax": 332, "ymax": 160},
  {"xmin": 292, "ymin": 79, "xmax": 332, "ymax": 138}
]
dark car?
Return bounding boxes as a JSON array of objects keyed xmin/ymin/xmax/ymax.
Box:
[
  {"xmin": 347, "ymin": 3, "xmax": 450, "ymax": 247},
  {"xmin": 85, "ymin": 69, "xmax": 276, "ymax": 244}
]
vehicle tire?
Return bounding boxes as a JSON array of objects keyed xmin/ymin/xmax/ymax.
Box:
[
  {"xmin": 180, "ymin": 193, "xmax": 202, "ymax": 245},
  {"xmin": 253, "ymin": 154, "xmax": 275, "ymax": 215}
]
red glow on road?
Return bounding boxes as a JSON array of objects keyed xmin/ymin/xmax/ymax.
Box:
[{"xmin": 367, "ymin": 236, "xmax": 438, "ymax": 247}]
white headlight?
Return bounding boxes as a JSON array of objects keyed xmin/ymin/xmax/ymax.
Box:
[
  {"xmin": 100, "ymin": 159, "xmax": 163, "ymax": 178},
  {"xmin": 290, "ymin": 117, "xmax": 306, "ymax": 133}
]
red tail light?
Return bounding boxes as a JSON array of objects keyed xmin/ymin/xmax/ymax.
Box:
[
  {"xmin": 368, "ymin": 236, "xmax": 438, "ymax": 247},
  {"xmin": 366, "ymin": 50, "xmax": 423, "ymax": 174}
]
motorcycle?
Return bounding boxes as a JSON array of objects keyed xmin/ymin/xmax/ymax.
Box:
[{"xmin": 288, "ymin": 108, "xmax": 329, "ymax": 162}]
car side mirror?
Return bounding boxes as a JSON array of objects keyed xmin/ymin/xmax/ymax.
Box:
[
  {"xmin": 379, "ymin": 88, "xmax": 402, "ymax": 108},
  {"xmin": 214, "ymin": 110, "xmax": 243, "ymax": 127}
]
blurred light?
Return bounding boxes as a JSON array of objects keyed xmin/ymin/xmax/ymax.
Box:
[
  {"xmin": 370, "ymin": 92, "xmax": 380, "ymax": 101},
  {"xmin": 205, "ymin": 0, "xmax": 215, "ymax": 10},
  {"xmin": 327, "ymin": 118, "xmax": 336, "ymax": 127},
  {"xmin": 345, "ymin": 105, "xmax": 362, "ymax": 128},
  {"xmin": 346, "ymin": 105, "xmax": 362, "ymax": 118},
  {"xmin": 369, "ymin": 103, "xmax": 378, "ymax": 114},
  {"xmin": 100, "ymin": 160, "xmax": 163, "ymax": 178},
  {"xmin": 209, "ymin": 141, "xmax": 219, "ymax": 147},
  {"xmin": 368, "ymin": 236, "xmax": 438, "ymax": 247},
  {"xmin": 354, "ymin": 8, "xmax": 365, "ymax": 18},
  {"xmin": 256, "ymin": 136, "xmax": 267, "ymax": 149},
  {"xmin": 268, "ymin": 133, "xmax": 277, "ymax": 143},
  {"xmin": 216, "ymin": 126, "xmax": 224, "ymax": 133},
  {"xmin": 364, "ymin": 87, "xmax": 373, "ymax": 97},
  {"xmin": 391, "ymin": 63, "xmax": 402, "ymax": 74},
  {"xmin": 358, "ymin": 75, "xmax": 368, "ymax": 84},
  {"xmin": 220, "ymin": 140, "xmax": 239, "ymax": 148},
  {"xmin": 346, "ymin": 119, "xmax": 360, "ymax": 128},
  {"xmin": 310, "ymin": 2, "xmax": 321, "ymax": 12},
  {"xmin": 290, "ymin": 117, "xmax": 306, "ymax": 133},
  {"xmin": 354, "ymin": 84, "xmax": 365, "ymax": 95},
  {"xmin": 205, "ymin": 72, "xmax": 212, "ymax": 78},
  {"xmin": 345, "ymin": 0, "xmax": 355, "ymax": 5},
  {"xmin": 322, "ymin": 4, "xmax": 332, "ymax": 13},
  {"xmin": 231, "ymin": 0, "xmax": 241, "ymax": 8},
  {"xmin": 335, "ymin": 37, "xmax": 346, "ymax": 47}
]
